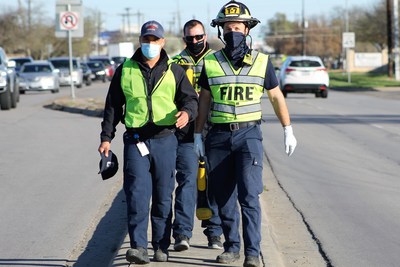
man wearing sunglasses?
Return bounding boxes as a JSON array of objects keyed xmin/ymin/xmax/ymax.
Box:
[{"xmin": 172, "ymin": 19, "xmax": 223, "ymax": 253}]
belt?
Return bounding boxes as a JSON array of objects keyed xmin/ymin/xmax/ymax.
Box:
[{"xmin": 212, "ymin": 120, "xmax": 260, "ymax": 131}]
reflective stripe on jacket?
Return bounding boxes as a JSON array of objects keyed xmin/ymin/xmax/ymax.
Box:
[
  {"xmin": 121, "ymin": 59, "xmax": 178, "ymax": 128},
  {"xmin": 177, "ymin": 48, "xmax": 213, "ymax": 93},
  {"xmin": 204, "ymin": 50, "xmax": 268, "ymax": 123}
]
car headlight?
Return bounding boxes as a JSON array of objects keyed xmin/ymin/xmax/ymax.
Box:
[{"xmin": 96, "ymin": 70, "xmax": 105, "ymax": 75}]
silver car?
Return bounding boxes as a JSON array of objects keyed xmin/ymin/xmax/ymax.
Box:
[{"xmin": 19, "ymin": 61, "xmax": 60, "ymax": 94}]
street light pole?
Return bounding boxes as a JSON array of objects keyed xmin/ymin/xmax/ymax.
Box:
[
  {"xmin": 393, "ymin": 0, "xmax": 400, "ymax": 80},
  {"xmin": 346, "ymin": 0, "xmax": 351, "ymax": 83}
]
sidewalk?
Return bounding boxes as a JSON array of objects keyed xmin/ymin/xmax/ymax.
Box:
[{"xmin": 108, "ymin": 161, "xmax": 326, "ymax": 267}]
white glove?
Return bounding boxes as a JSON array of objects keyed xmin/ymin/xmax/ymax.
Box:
[
  {"xmin": 284, "ymin": 125, "xmax": 297, "ymax": 156},
  {"xmin": 193, "ymin": 133, "xmax": 205, "ymax": 157}
]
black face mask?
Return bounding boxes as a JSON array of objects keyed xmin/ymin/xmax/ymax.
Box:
[
  {"xmin": 186, "ymin": 40, "xmax": 205, "ymax": 55},
  {"xmin": 223, "ymin": 31, "xmax": 248, "ymax": 61}
]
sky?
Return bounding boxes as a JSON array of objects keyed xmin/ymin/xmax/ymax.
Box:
[{"xmin": 1, "ymin": 0, "xmax": 377, "ymax": 40}]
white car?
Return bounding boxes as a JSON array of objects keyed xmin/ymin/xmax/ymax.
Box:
[
  {"xmin": 49, "ymin": 57, "xmax": 83, "ymax": 88},
  {"xmin": 19, "ymin": 61, "xmax": 60, "ymax": 94},
  {"xmin": 279, "ymin": 56, "xmax": 329, "ymax": 98}
]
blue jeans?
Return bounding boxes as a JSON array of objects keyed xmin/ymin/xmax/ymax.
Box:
[
  {"xmin": 172, "ymin": 142, "xmax": 198, "ymax": 239},
  {"xmin": 123, "ymin": 132, "xmax": 177, "ymax": 250},
  {"xmin": 205, "ymin": 125, "xmax": 264, "ymax": 257}
]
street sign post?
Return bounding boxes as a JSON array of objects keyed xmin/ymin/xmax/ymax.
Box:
[
  {"xmin": 343, "ymin": 32, "xmax": 355, "ymax": 83},
  {"xmin": 55, "ymin": 0, "xmax": 83, "ymax": 99}
]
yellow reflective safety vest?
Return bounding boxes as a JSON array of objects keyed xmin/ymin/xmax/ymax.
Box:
[
  {"xmin": 175, "ymin": 48, "xmax": 214, "ymax": 93},
  {"xmin": 121, "ymin": 59, "xmax": 178, "ymax": 128},
  {"xmin": 204, "ymin": 50, "xmax": 268, "ymax": 123}
]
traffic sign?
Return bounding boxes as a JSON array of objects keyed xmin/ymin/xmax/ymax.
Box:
[
  {"xmin": 55, "ymin": 0, "xmax": 84, "ymax": 38},
  {"xmin": 342, "ymin": 32, "xmax": 355, "ymax": 48},
  {"xmin": 59, "ymin": 11, "xmax": 79, "ymax": 30}
]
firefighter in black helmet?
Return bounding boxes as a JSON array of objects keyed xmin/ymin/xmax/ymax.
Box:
[{"xmin": 194, "ymin": 1, "xmax": 297, "ymax": 267}]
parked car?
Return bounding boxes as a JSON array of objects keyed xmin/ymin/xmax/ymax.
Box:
[
  {"xmin": 80, "ymin": 62, "xmax": 92, "ymax": 86},
  {"xmin": 86, "ymin": 61, "xmax": 107, "ymax": 82},
  {"xmin": 18, "ymin": 61, "xmax": 60, "ymax": 94},
  {"xmin": 0, "ymin": 47, "xmax": 19, "ymax": 110},
  {"xmin": 9, "ymin": 56, "xmax": 34, "ymax": 73},
  {"xmin": 87, "ymin": 55, "xmax": 115, "ymax": 80},
  {"xmin": 48, "ymin": 57, "xmax": 83, "ymax": 88},
  {"xmin": 111, "ymin": 56, "xmax": 127, "ymax": 66},
  {"xmin": 279, "ymin": 56, "xmax": 329, "ymax": 98}
]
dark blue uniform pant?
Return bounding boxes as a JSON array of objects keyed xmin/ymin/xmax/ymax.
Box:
[
  {"xmin": 205, "ymin": 125, "xmax": 263, "ymax": 257},
  {"xmin": 123, "ymin": 132, "xmax": 177, "ymax": 251},
  {"xmin": 172, "ymin": 141, "xmax": 198, "ymax": 239}
]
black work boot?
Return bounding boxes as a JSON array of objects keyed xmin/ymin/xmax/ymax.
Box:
[
  {"xmin": 244, "ymin": 255, "xmax": 260, "ymax": 267},
  {"xmin": 153, "ymin": 248, "xmax": 169, "ymax": 262},
  {"xmin": 216, "ymin": 251, "xmax": 240, "ymax": 263},
  {"xmin": 207, "ymin": 235, "xmax": 223, "ymax": 249},
  {"xmin": 126, "ymin": 247, "xmax": 150, "ymax": 264}
]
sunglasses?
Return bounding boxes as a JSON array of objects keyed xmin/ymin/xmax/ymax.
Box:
[{"xmin": 184, "ymin": 34, "xmax": 205, "ymax": 42}]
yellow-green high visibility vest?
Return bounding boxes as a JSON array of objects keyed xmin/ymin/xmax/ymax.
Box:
[
  {"xmin": 121, "ymin": 59, "xmax": 178, "ymax": 128},
  {"xmin": 176, "ymin": 48, "xmax": 214, "ymax": 93},
  {"xmin": 204, "ymin": 50, "xmax": 268, "ymax": 123}
]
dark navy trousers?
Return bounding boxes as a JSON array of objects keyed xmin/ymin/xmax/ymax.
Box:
[
  {"xmin": 123, "ymin": 132, "xmax": 177, "ymax": 251},
  {"xmin": 205, "ymin": 124, "xmax": 264, "ymax": 257},
  {"xmin": 172, "ymin": 141, "xmax": 198, "ymax": 239}
]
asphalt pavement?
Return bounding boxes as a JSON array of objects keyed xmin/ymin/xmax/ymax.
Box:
[{"xmin": 51, "ymin": 85, "xmax": 400, "ymax": 267}]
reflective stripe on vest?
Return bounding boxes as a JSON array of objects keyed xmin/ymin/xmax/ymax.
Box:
[
  {"xmin": 121, "ymin": 60, "xmax": 178, "ymax": 128},
  {"xmin": 179, "ymin": 48, "xmax": 214, "ymax": 92},
  {"xmin": 204, "ymin": 50, "xmax": 269, "ymax": 123}
]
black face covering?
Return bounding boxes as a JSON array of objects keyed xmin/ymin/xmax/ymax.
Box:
[
  {"xmin": 223, "ymin": 31, "xmax": 249, "ymax": 61},
  {"xmin": 186, "ymin": 40, "xmax": 205, "ymax": 55}
]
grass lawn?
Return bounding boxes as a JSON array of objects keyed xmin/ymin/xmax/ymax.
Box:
[{"xmin": 329, "ymin": 71, "xmax": 400, "ymax": 89}]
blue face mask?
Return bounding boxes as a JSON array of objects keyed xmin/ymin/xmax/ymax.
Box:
[
  {"xmin": 223, "ymin": 31, "xmax": 248, "ymax": 61},
  {"xmin": 141, "ymin": 43, "xmax": 161, "ymax": 59}
]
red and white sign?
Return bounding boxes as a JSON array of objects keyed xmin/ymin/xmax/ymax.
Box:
[{"xmin": 59, "ymin": 11, "xmax": 79, "ymax": 30}]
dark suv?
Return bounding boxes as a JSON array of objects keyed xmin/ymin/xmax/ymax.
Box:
[{"xmin": 0, "ymin": 47, "xmax": 19, "ymax": 110}]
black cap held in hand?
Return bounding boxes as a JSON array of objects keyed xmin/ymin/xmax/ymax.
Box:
[{"xmin": 98, "ymin": 150, "xmax": 119, "ymax": 180}]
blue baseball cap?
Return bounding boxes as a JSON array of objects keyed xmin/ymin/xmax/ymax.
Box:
[{"xmin": 141, "ymin": 20, "xmax": 164, "ymax": 39}]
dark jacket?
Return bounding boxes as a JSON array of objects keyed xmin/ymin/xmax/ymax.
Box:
[{"xmin": 100, "ymin": 48, "xmax": 198, "ymax": 142}]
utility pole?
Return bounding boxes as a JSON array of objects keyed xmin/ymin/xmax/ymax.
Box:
[
  {"xmin": 301, "ymin": 0, "xmax": 306, "ymax": 56},
  {"xmin": 131, "ymin": 10, "xmax": 144, "ymax": 34},
  {"xmin": 96, "ymin": 11, "xmax": 102, "ymax": 55},
  {"xmin": 26, "ymin": 0, "xmax": 31, "ymax": 31},
  {"xmin": 125, "ymin": 7, "xmax": 131, "ymax": 37},
  {"xmin": 118, "ymin": 13, "xmax": 127, "ymax": 39},
  {"xmin": 387, "ymin": 0, "xmax": 393, "ymax": 77}
]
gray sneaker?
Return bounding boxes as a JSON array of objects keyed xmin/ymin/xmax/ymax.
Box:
[
  {"xmin": 126, "ymin": 247, "xmax": 150, "ymax": 264},
  {"xmin": 153, "ymin": 248, "xmax": 169, "ymax": 262},
  {"xmin": 216, "ymin": 251, "xmax": 240, "ymax": 264},
  {"xmin": 244, "ymin": 255, "xmax": 260, "ymax": 267},
  {"xmin": 174, "ymin": 234, "xmax": 190, "ymax": 251},
  {"xmin": 208, "ymin": 235, "xmax": 223, "ymax": 249}
]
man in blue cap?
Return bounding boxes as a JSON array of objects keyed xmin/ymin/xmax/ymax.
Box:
[{"xmin": 98, "ymin": 20, "xmax": 198, "ymax": 264}]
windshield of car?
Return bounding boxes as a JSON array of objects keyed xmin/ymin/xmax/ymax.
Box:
[
  {"xmin": 89, "ymin": 58, "xmax": 110, "ymax": 66},
  {"xmin": 50, "ymin": 59, "xmax": 78, "ymax": 69},
  {"xmin": 87, "ymin": 62, "xmax": 104, "ymax": 68},
  {"xmin": 289, "ymin": 60, "xmax": 322, "ymax": 68},
  {"xmin": 22, "ymin": 65, "xmax": 52, "ymax": 73},
  {"xmin": 13, "ymin": 59, "xmax": 32, "ymax": 68}
]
